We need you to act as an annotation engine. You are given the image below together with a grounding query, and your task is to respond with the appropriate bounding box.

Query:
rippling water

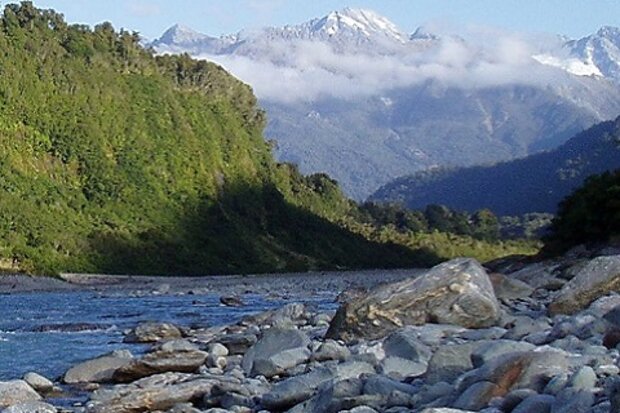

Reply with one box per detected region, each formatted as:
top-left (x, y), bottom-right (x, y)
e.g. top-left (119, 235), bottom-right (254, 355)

top-left (0, 290), bottom-right (337, 380)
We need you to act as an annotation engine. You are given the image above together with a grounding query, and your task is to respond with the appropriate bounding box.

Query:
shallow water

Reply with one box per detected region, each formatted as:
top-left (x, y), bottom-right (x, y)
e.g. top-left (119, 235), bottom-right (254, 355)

top-left (0, 289), bottom-right (337, 380)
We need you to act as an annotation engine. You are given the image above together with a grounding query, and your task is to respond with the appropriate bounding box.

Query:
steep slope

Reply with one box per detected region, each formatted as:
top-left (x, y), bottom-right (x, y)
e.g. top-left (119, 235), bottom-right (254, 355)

top-left (0, 3), bottom-right (423, 275)
top-left (370, 117), bottom-right (620, 215)
top-left (151, 12), bottom-right (620, 199)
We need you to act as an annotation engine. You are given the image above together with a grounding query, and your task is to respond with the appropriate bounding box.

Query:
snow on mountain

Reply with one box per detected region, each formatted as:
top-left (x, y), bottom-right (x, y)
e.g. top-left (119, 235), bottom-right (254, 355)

top-left (534, 26), bottom-right (620, 81)
top-left (150, 24), bottom-right (236, 54)
top-left (151, 8), bottom-right (412, 57)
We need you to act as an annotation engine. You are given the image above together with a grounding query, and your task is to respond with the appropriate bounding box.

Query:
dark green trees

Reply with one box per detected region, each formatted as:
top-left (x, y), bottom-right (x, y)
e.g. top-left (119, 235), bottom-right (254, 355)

top-left (546, 170), bottom-right (620, 251)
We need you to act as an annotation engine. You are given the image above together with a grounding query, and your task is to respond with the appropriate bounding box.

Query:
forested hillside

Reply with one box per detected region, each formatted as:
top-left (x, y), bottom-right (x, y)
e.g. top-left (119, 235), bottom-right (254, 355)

top-left (371, 117), bottom-right (620, 215)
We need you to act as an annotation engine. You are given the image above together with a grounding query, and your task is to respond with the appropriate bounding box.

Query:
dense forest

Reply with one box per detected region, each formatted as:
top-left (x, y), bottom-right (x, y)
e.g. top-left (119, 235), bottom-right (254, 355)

top-left (371, 117), bottom-right (620, 215)
top-left (0, 3), bottom-right (536, 275)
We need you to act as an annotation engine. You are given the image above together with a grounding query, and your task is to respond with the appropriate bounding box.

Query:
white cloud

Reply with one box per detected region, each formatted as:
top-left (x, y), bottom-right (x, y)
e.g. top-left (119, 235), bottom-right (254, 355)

top-left (196, 29), bottom-right (571, 103)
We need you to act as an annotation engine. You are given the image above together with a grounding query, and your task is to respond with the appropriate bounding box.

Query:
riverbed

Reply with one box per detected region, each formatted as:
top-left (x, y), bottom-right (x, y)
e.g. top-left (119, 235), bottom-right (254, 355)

top-left (0, 269), bottom-right (421, 380)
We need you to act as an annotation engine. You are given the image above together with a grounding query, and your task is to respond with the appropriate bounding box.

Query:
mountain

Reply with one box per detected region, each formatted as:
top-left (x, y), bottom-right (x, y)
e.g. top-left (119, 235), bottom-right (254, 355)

top-left (370, 117), bottom-right (620, 216)
top-left (535, 26), bottom-right (620, 80)
top-left (0, 2), bottom-right (432, 275)
top-left (150, 11), bottom-right (620, 200)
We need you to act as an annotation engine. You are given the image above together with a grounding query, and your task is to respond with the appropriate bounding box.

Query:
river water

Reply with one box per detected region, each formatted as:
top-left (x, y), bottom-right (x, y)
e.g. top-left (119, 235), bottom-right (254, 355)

top-left (0, 289), bottom-right (337, 381)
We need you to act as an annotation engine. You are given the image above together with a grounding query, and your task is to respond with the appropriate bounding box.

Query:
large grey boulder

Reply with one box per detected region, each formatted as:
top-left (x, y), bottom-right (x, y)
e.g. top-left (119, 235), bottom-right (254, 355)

top-left (112, 348), bottom-right (208, 383)
top-left (64, 350), bottom-right (134, 384)
top-left (242, 328), bottom-right (310, 378)
top-left (326, 259), bottom-right (501, 342)
top-left (549, 256), bottom-right (620, 315)
top-left (87, 372), bottom-right (234, 413)
top-left (0, 381), bottom-right (41, 409)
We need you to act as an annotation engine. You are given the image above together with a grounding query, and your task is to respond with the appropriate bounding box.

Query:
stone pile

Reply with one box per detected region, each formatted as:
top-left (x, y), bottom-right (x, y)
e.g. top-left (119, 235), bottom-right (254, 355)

top-left (2, 253), bottom-right (620, 413)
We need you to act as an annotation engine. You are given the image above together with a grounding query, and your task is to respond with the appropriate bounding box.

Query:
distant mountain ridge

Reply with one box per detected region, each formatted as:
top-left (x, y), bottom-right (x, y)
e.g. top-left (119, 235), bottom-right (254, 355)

top-left (370, 117), bottom-right (620, 215)
top-left (149, 10), bottom-right (620, 200)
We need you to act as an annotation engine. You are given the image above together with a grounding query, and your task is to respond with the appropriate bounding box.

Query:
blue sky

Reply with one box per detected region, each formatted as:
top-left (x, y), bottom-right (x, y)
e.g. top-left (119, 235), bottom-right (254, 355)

top-left (32, 0), bottom-right (620, 40)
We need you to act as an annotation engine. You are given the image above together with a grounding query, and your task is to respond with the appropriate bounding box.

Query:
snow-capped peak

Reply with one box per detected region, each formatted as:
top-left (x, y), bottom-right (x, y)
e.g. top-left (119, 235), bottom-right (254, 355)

top-left (309, 8), bottom-right (407, 43)
top-left (156, 24), bottom-right (213, 45)
top-left (596, 26), bottom-right (620, 41)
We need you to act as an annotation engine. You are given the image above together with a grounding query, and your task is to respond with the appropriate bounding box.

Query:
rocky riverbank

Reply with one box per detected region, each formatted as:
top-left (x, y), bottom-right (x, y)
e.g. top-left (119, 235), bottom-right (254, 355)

top-left (3, 247), bottom-right (620, 413)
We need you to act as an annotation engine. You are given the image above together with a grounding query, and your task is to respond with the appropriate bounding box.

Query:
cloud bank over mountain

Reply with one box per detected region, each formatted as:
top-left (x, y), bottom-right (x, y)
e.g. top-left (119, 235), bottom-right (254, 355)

top-left (194, 32), bottom-right (567, 103)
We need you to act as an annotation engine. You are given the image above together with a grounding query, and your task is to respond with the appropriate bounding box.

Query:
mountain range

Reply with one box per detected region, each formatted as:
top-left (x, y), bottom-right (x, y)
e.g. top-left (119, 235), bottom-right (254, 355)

top-left (370, 116), bottom-right (620, 215)
top-left (150, 9), bottom-right (620, 200)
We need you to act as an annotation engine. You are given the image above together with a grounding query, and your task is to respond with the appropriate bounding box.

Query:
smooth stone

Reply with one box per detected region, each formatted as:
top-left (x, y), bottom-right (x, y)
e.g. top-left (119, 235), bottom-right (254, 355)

top-left (363, 375), bottom-right (417, 397)
top-left (124, 322), bottom-right (182, 343)
top-left (379, 357), bottom-right (427, 380)
top-left (570, 366), bottom-right (597, 391)
top-left (112, 349), bottom-right (208, 382)
top-left (158, 339), bottom-right (199, 352)
top-left (544, 374), bottom-right (569, 395)
top-left (499, 388), bottom-right (538, 412)
top-left (63, 350), bottom-right (133, 384)
top-left (2, 401), bottom-right (57, 413)
top-left (420, 410), bottom-right (476, 413)
top-left (549, 256), bottom-right (620, 316)
top-left (550, 388), bottom-right (594, 413)
top-left (206, 355), bottom-right (227, 370)
top-left (87, 372), bottom-right (233, 413)
top-left (207, 343), bottom-right (229, 357)
top-left (326, 258), bottom-right (501, 342)
top-left (426, 342), bottom-right (483, 384)
top-left (488, 273), bottom-right (534, 300)
top-left (312, 339), bottom-right (351, 362)
top-left (458, 327), bottom-right (507, 341)
top-left (0, 381), bottom-right (41, 408)
top-left (470, 340), bottom-right (535, 368)
top-left (219, 333), bottom-right (258, 355)
top-left (261, 360), bottom-right (375, 411)
top-left (502, 316), bottom-right (551, 340)
top-left (512, 394), bottom-right (555, 413)
top-left (316, 377), bottom-right (365, 406)
top-left (22, 373), bottom-right (53, 394)
top-left (414, 382), bottom-right (455, 406)
top-left (242, 328), bottom-right (310, 378)
top-left (383, 327), bottom-right (432, 363)
top-left (452, 381), bottom-right (500, 411)
top-left (261, 367), bottom-right (333, 410)
top-left (457, 350), bottom-right (569, 395)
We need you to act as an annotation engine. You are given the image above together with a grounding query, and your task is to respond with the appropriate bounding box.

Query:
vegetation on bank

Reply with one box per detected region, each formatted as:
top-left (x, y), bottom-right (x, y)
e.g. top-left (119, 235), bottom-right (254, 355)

top-left (544, 169), bottom-right (620, 253)
top-left (0, 3), bottom-right (537, 275)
